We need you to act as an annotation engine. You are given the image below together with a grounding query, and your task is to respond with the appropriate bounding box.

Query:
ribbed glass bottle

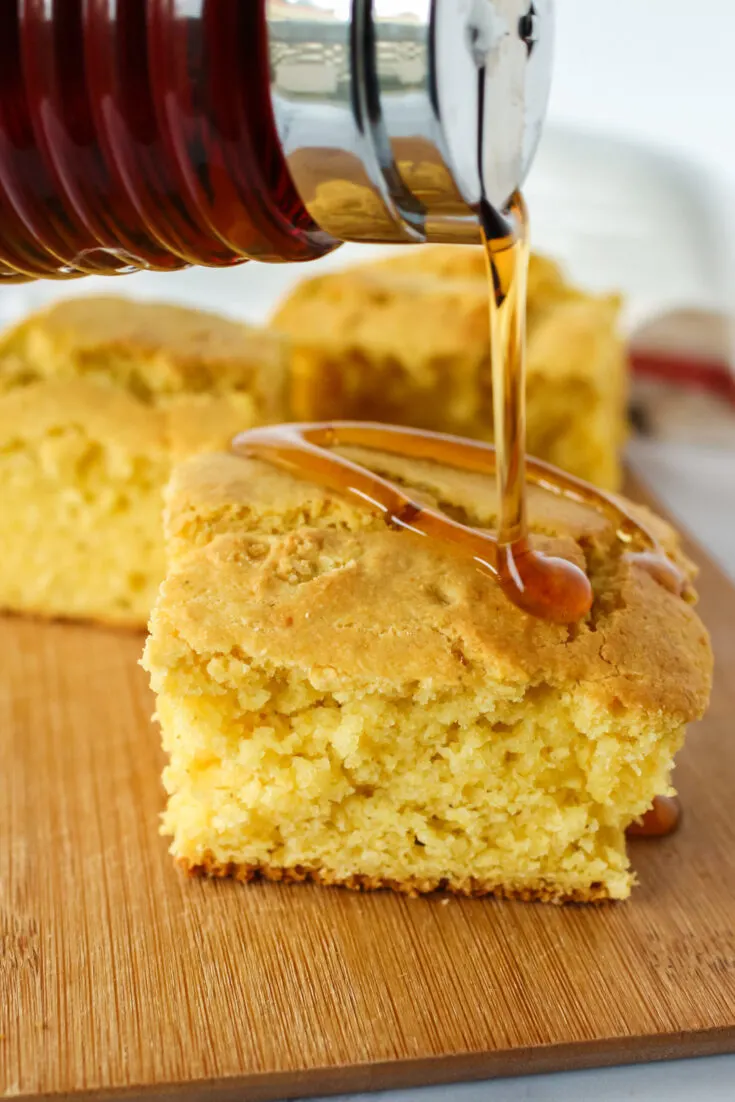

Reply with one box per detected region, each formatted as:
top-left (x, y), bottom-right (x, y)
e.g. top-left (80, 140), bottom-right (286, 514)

top-left (0, 0), bottom-right (338, 283)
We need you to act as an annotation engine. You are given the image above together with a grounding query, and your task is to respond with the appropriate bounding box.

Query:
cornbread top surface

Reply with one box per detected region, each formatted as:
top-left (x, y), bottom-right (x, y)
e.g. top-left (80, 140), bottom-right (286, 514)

top-left (0, 295), bottom-right (284, 393)
top-left (155, 447), bottom-right (712, 722)
top-left (271, 247), bottom-right (621, 384)
top-left (0, 296), bottom-right (286, 456)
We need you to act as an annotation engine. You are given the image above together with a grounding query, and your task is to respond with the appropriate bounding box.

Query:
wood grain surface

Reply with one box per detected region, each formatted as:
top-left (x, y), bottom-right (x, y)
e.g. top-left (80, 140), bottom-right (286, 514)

top-left (1, 475), bottom-right (734, 1101)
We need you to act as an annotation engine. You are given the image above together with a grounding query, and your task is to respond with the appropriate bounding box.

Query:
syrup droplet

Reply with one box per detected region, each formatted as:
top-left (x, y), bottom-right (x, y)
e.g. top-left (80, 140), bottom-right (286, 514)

top-left (498, 542), bottom-right (593, 624)
top-left (627, 795), bottom-right (681, 838)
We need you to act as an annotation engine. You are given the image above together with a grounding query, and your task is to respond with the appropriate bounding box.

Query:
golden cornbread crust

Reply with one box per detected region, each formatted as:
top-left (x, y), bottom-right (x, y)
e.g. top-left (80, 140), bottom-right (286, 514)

top-left (145, 447), bottom-right (712, 902)
top-left (271, 248), bottom-right (627, 488)
top-left (0, 296), bottom-right (286, 626)
top-left (3, 295), bottom-right (285, 401)
top-left (0, 295), bottom-right (287, 456)
top-left (179, 856), bottom-right (612, 904)
top-left (159, 450), bottom-right (711, 718)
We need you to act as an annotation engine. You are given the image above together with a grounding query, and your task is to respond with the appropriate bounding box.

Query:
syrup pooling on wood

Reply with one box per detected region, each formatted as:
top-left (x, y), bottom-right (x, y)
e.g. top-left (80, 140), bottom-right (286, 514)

top-left (231, 423), bottom-right (686, 623)
top-left (627, 795), bottom-right (681, 838)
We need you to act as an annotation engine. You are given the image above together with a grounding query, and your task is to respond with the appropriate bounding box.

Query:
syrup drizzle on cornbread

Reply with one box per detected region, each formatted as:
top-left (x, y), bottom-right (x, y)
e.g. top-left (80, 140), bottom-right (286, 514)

top-left (231, 420), bottom-right (686, 625)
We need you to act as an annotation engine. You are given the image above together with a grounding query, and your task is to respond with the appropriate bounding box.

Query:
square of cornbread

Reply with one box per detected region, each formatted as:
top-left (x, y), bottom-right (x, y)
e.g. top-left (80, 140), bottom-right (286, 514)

top-left (271, 248), bottom-right (626, 488)
top-left (0, 297), bottom-right (286, 627)
top-left (143, 445), bottom-right (712, 902)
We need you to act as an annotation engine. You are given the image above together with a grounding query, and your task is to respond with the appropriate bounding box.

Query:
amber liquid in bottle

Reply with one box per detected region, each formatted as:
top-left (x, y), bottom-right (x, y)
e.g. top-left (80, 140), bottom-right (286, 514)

top-left (0, 0), bottom-right (335, 282)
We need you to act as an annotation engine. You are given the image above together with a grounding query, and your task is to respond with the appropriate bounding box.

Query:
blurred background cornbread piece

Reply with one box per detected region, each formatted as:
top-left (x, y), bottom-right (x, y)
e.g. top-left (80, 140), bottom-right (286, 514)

top-left (143, 447), bottom-right (711, 903)
top-left (0, 297), bottom-right (286, 627)
top-left (271, 248), bottom-right (626, 489)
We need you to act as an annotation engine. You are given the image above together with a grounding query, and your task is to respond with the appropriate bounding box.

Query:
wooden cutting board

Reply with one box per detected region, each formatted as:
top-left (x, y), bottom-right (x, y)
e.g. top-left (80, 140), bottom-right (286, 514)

top-left (2, 474), bottom-right (735, 1102)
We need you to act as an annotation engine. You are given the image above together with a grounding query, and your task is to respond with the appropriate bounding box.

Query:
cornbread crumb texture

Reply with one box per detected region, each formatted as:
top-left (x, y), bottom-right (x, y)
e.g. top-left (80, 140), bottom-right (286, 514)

top-left (271, 247), bottom-right (627, 489)
top-left (144, 449), bottom-right (712, 902)
top-left (0, 297), bottom-right (286, 626)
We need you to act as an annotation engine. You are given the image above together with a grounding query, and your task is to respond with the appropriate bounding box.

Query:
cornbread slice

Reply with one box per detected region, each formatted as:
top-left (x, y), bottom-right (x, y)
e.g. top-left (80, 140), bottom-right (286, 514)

top-left (0, 297), bottom-right (285, 627)
top-left (271, 248), bottom-right (626, 488)
top-left (143, 445), bottom-right (712, 902)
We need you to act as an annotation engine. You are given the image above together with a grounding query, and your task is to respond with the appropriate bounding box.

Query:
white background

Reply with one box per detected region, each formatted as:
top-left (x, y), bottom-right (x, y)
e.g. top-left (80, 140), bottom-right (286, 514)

top-left (550, 0), bottom-right (735, 188)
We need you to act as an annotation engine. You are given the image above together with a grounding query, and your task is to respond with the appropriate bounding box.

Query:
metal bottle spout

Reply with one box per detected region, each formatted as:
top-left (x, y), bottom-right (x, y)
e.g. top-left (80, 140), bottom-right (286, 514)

top-left (266, 0), bottom-right (554, 245)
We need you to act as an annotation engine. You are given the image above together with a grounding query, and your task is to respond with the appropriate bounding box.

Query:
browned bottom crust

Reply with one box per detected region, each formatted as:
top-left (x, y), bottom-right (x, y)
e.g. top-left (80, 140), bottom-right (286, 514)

top-left (177, 855), bottom-right (613, 905)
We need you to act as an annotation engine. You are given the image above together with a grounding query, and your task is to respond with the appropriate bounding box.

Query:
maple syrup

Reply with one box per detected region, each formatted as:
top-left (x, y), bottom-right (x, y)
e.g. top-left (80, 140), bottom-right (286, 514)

top-left (232, 417), bottom-right (686, 624)
top-left (627, 795), bottom-right (681, 838)
top-left (479, 191), bottom-right (595, 621)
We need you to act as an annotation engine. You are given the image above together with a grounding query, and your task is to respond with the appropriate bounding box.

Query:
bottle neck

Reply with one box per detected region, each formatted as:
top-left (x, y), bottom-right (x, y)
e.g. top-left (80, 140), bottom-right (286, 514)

top-left (267, 0), bottom-right (554, 247)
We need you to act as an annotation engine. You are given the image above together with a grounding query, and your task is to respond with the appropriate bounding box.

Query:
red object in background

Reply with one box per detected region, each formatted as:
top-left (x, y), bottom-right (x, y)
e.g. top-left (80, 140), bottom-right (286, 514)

top-left (630, 350), bottom-right (735, 405)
